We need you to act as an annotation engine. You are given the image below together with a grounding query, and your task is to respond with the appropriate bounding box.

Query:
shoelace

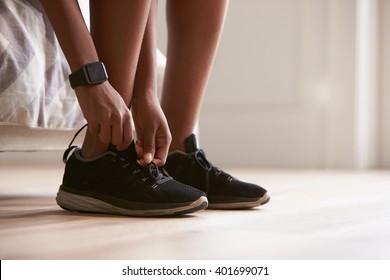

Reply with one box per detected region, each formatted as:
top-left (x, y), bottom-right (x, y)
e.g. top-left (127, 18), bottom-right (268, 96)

top-left (192, 150), bottom-right (212, 192)
top-left (63, 123), bottom-right (88, 164)
top-left (110, 153), bottom-right (171, 187)
top-left (192, 150), bottom-right (233, 191)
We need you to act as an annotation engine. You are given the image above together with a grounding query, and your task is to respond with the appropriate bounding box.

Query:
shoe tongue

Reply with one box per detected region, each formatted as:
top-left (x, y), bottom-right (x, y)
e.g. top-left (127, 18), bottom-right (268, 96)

top-left (108, 141), bottom-right (137, 160)
top-left (185, 134), bottom-right (199, 153)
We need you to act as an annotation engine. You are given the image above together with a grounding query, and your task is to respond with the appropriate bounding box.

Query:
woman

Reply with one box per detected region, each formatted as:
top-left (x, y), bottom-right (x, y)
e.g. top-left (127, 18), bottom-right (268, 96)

top-left (40, 0), bottom-right (269, 217)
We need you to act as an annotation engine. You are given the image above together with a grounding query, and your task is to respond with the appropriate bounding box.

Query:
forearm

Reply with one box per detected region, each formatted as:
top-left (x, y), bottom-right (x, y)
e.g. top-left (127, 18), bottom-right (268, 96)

top-left (133, 0), bottom-right (158, 102)
top-left (40, 0), bottom-right (99, 71)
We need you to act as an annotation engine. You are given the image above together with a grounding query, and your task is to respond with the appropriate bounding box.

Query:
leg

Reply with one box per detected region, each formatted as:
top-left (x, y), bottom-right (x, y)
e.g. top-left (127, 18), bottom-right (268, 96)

top-left (42, 0), bottom-right (208, 217)
top-left (162, 0), bottom-right (270, 209)
top-left (161, 0), bottom-right (229, 152)
top-left (81, 0), bottom-right (152, 157)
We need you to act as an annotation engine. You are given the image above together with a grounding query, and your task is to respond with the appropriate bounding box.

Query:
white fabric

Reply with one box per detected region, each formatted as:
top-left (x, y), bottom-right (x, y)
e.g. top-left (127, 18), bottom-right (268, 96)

top-left (0, 0), bottom-right (84, 130)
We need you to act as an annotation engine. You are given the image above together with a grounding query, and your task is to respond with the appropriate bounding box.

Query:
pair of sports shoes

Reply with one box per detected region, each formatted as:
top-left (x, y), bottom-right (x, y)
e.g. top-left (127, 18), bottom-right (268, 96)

top-left (56, 128), bottom-right (270, 217)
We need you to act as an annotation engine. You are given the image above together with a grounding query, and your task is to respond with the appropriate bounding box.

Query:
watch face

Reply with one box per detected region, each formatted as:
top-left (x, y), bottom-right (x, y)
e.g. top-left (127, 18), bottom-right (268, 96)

top-left (85, 62), bottom-right (108, 84)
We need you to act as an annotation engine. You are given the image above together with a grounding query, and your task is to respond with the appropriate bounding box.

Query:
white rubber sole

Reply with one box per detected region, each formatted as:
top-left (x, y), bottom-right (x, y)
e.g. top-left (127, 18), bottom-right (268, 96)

top-left (208, 192), bottom-right (270, 210)
top-left (56, 189), bottom-right (208, 217)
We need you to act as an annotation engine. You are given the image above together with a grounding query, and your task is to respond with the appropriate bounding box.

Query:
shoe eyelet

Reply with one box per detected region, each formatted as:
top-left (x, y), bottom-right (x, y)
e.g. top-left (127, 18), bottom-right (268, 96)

top-left (194, 150), bottom-right (212, 171)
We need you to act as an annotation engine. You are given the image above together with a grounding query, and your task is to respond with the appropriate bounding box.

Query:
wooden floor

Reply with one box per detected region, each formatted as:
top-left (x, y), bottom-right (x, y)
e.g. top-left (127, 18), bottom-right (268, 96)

top-left (1, 151), bottom-right (390, 260)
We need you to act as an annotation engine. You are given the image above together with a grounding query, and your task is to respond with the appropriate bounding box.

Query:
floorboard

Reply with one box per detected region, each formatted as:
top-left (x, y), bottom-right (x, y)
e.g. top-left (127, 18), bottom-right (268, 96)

top-left (1, 152), bottom-right (389, 259)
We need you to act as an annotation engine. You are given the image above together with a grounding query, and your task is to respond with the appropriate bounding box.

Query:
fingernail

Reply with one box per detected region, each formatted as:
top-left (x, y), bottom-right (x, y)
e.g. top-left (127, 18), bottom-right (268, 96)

top-left (144, 153), bottom-right (153, 164)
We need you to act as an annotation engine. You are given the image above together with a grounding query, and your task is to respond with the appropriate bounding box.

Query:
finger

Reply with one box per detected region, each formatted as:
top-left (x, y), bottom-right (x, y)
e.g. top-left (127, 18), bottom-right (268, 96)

top-left (142, 136), bottom-right (156, 165)
top-left (144, 152), bottom-right (153, 165)
top-left (153, 128), bottom-right (172, 166)
top-left (136, 134), bottom-right (155, 165)
top-left (153, 137), bottom-right (171, 166)
top-left (119, 116), bottom-right (133, 150)
top-left (98, 123), bottom-right (111, 144)
top-left (135, 139), bottom-right (147, 166)
top-left (111, 121), bottom-right (123, 147)
top-left (153, 147), bottom-right (169, 166)
top-left (151, 158), bottom-right (164, 167)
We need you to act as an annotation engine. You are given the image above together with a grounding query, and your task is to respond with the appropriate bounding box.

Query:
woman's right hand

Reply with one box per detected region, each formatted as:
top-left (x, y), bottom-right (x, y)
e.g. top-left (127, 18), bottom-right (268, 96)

top-left (75, 81), bottom-right (133, 150)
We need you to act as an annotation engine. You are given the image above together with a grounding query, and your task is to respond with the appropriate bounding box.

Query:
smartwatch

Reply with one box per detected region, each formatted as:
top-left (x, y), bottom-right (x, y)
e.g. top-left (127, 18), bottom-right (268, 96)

top-left (68, 61), bottom-right (108, 89)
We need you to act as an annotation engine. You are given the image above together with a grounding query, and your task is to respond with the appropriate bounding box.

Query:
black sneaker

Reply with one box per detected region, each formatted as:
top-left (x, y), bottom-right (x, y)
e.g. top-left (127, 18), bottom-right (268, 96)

top-left (56, 127), bottom-right (208, 216)
top-left (164, 134), bottom-right (270, 209)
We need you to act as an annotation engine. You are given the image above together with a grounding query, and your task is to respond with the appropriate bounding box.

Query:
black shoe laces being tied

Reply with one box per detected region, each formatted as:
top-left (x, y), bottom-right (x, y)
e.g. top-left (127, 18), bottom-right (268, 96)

top-left (63, 124), bottom-right (172, 187)
top-left (63, 123), bottom-right (88, 164)
top-left (110, 153), bottom-right (171, 187)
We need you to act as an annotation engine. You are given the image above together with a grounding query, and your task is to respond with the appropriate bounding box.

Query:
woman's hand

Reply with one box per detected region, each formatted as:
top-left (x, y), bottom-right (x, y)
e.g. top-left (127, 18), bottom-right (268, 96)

top-left (75, 81), bottom-right (133, 150)
top-left (132, 95), bottom-right (171, 166)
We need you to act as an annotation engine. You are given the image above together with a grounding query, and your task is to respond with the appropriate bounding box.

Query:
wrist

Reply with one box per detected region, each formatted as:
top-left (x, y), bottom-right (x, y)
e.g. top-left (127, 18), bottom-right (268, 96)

top-left (133, 86), bottom-right (158, 103)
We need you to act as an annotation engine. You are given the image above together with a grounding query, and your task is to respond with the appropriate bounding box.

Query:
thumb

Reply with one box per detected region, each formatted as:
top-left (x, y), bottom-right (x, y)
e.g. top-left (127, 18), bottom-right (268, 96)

top-left (144, 152), bottom-right (153, 165)
top-left (142, 134), bottom-right (156, 165)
